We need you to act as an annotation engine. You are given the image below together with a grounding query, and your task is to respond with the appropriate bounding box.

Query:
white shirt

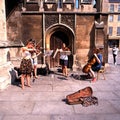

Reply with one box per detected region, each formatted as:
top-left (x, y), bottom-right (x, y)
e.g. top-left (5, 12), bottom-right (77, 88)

top-left (59, 49), bottom-right (68, 60)
top-left (22, 51), bottom-right (31, 59)
top-left (112, 47), bottom-right (119, 55)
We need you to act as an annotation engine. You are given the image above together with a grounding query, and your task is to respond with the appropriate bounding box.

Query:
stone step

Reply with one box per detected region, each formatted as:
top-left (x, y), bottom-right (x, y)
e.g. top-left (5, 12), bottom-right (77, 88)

top-left (0, 76), bottom-right (11, 90)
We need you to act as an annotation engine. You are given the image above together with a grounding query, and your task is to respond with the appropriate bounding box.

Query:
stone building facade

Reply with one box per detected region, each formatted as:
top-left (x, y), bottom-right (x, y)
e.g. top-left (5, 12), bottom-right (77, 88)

top-left (102, 0), bottom-right (120, 47)
top-left (6, 0), bottom-right (108, 68)
top-left (0, 0), bottom-right (13, 89)
top-left (0, 0), bottom-right (109, 89)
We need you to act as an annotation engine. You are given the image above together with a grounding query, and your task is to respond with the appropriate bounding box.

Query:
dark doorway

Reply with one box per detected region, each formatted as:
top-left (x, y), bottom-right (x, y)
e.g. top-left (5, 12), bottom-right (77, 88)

top-left (108, 40), bottom-right (119, 48)
top-left (5, 0), bottom-right (18, 18)
top-left (50, 30), bottom-right (73, 68)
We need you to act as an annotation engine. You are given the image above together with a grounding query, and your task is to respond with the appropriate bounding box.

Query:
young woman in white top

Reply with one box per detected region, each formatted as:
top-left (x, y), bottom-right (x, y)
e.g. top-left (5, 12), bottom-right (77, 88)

top-left (20, 40), bottom-right (36, 89)
top-left (59, 43), bottom-right (70, 77)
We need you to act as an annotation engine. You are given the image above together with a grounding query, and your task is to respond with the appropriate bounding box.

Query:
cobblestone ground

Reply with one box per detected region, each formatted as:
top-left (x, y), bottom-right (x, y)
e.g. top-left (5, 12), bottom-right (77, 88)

top-left (0, 49), bottom-right (120, 120)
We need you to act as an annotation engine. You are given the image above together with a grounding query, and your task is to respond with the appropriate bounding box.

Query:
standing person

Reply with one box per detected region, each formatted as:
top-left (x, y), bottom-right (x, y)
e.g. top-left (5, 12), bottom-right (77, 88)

top-left (20, 40), bottom-right (36, 89)
top-left (30, 39), bottom-right (39, 79)
top-left (59, 43), bottom-right (70, 77)
top-left (82, 48), bottom-right (103, 82)
top-left (112, 45), bottom-right (119, 65)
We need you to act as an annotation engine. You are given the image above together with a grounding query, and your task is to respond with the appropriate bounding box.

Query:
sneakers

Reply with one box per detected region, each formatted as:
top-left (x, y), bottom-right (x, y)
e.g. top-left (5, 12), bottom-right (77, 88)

top-left (91, 77), bottom-right (97, 83)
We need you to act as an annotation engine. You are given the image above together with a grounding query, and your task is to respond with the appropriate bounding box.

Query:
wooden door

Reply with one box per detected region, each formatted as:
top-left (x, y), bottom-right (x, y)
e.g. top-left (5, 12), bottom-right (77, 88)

top-left (50, 36), bottom-right (63, 68)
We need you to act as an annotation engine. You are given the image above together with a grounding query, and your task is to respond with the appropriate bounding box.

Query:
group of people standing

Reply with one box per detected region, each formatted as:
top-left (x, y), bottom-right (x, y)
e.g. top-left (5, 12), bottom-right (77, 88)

top-left (19, 39), bottom-right (119, 89)
top-left (19, 40), bottom-right (103, 89)
top-left (19, 40), bottom-right (70, 89)
top-left (57, 43), bottom-right (103, 82)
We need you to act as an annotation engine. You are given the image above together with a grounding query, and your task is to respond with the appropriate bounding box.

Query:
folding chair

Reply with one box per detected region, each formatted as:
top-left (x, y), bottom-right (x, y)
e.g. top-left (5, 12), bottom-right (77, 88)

top-left (97, 63), bottom-right (106, 80)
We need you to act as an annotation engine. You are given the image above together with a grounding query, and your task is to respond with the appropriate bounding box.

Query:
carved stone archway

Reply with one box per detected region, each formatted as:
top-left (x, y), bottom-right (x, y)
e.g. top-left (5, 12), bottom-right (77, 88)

top-left (45, 24), bottom-right (75, 68)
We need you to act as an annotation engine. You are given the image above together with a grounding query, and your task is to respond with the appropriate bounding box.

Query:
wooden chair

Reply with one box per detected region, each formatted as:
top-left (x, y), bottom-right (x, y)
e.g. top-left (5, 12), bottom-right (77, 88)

top-left (97, 63), bottom-right (106, 80)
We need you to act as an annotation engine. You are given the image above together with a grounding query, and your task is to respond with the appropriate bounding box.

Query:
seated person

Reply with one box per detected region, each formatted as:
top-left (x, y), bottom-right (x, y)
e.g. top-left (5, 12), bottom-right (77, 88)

top-left (82, 48), bottom-right (103, 82)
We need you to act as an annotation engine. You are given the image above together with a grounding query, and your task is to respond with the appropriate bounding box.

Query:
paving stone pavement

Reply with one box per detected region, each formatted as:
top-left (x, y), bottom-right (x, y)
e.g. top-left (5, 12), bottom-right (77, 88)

top-left (0, 50), bottom-right (120, 120)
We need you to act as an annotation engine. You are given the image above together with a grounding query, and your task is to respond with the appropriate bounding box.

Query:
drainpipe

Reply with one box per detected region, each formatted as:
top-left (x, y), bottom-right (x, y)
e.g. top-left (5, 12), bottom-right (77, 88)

top-left (72, 13), bottom-right (77, 71)
top-left (43, 13), bottom-right (45, 64)
top-left (119, 39), bottom-right (120, 49)
top-left (59, 13), bottom-right (61, 24)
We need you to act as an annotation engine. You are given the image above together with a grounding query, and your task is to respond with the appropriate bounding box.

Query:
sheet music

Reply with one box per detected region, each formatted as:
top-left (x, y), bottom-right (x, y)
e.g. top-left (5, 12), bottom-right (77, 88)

top-left (60, 51), bottom-right (71, 56)
top-left (53, 48), bottom-right (58, 58)
top-left (44, 50), bottom-right (53, 57)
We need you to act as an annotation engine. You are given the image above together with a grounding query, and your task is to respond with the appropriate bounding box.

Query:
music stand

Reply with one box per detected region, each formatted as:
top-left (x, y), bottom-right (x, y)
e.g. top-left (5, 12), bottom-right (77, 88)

top-left (44, 50), bottom-right (53, 57)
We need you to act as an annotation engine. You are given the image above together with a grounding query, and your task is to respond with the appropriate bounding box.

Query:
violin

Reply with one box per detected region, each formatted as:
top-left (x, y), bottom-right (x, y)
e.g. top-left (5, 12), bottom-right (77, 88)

top-left (63, 47), bottom-right (70, 51)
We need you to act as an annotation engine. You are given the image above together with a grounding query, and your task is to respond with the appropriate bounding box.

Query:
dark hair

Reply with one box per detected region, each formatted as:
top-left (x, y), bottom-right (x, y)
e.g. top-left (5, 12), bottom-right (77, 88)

top-left (93, 48), bottom-right (100, 54)
top-left (26, 39), bottom-right (35, 45)
top-left (31, 39), bottom-right (35, 44)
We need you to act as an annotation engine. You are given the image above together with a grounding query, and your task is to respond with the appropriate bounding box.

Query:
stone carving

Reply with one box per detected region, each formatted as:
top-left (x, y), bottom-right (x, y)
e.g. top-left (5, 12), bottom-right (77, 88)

top-left (44, 3), bottom-right (57, 11)
top-left (95, 21), bottom-right (104, 28)
top-left (61, 14), bottom-right (75, 30)
top-left (45, 14), bottom-right (59, 29)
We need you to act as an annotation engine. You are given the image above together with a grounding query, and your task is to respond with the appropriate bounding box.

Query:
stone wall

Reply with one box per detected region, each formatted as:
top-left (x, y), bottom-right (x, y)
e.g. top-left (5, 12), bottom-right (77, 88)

top-left (0, 0), bottom-right (7, 40)
top-left (76, 14), bottom-right (95, 64)
top-left (7, 8), bottom-right (22, 42)
top-left (6, 1), bottom-right (108, 67)
top-left (0, 0), bottom-right (13, 90)
top-left (22, 14), bottom-right (43, 45)
top-left (21, 14), bottom-right (43, 64)
top-left (0, 0), bottom-right (8, 64)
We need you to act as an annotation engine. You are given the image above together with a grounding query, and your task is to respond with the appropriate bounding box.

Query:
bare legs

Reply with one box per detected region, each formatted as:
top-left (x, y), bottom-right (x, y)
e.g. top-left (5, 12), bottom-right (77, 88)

top-left (21, 74), bottom-right (25, 89)
top-left (89, 69), bottom-right (96, 82)
top-left (21, 74), bottom-right (31, 89)
top-left (26, 75), bottom-right (31, 87)
top-left (33, 65), bottom-right (38, 78)
top-left (62, 65), bottom-right (68, 77)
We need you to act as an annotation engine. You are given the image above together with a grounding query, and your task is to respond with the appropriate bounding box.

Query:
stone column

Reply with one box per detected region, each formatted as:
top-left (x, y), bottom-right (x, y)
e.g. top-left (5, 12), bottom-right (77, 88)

top-left (38, 0), bottom-right (44, 11)
top-left (0, 0), bottom-right (7, 41)
top-left (72, 54), bottom-right (78, 71)
top-left (119, 39), bottom-right (120, 49)
top-left (0, 0), bottom-right (13, 90)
